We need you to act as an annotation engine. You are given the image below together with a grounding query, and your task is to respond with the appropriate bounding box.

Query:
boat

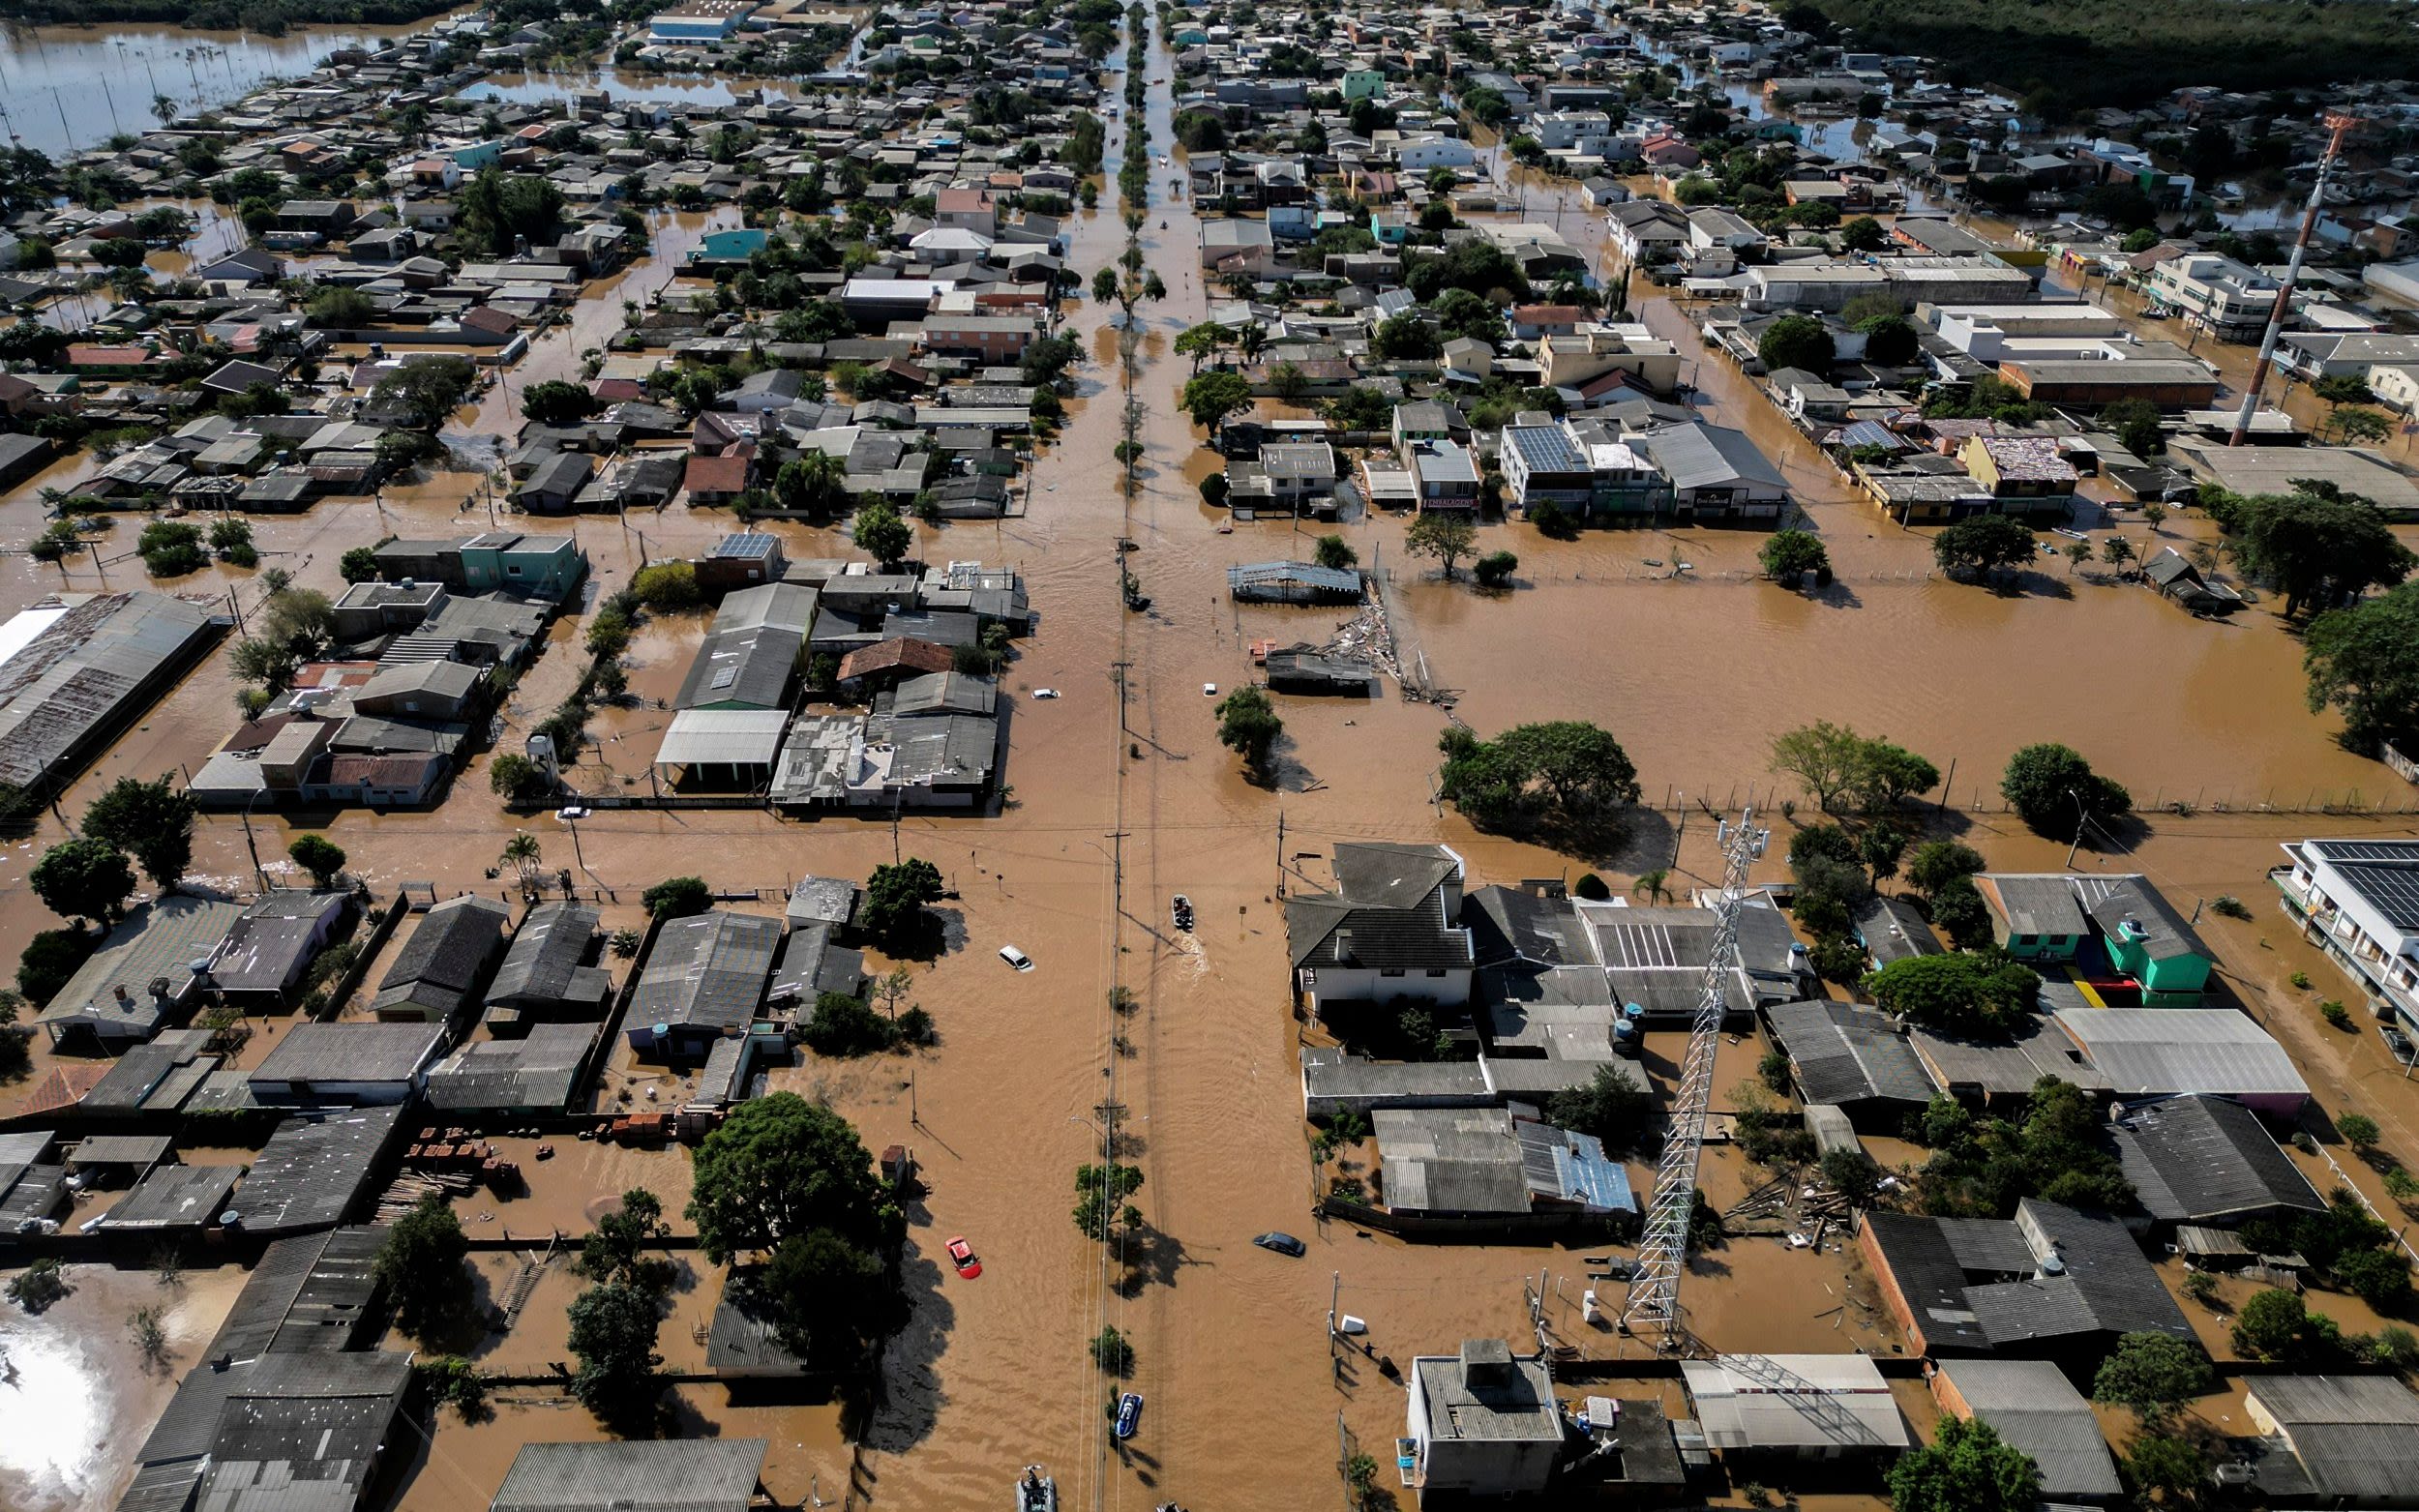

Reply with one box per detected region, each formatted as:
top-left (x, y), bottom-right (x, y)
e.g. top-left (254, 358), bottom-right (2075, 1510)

top-left (1115, 1391), bottom-right (1144, 1439)
top-left (1172, 894), bottom-right (1194, 932)
top-left (1017, 1465), bottom-right (1057, 1511)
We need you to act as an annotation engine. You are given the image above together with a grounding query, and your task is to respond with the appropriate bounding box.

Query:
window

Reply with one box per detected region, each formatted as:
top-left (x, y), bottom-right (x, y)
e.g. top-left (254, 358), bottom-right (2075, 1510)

top-left (2014, 933), bottom-right (2036, 946)
top-left (1424, 968), bottom-right (1448, 978)
top-left (1380, 967), bottom-right (1405, 977)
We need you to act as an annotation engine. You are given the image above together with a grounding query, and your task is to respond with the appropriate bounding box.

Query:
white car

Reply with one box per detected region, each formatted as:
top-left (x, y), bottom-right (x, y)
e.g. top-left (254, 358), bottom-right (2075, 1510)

top-left (1032, 688), bottom-right (1060, 699)
top-left (1203, 683), bottom-right (1217, 696)
top-left (1000, 945), bottom-right (1033, 971)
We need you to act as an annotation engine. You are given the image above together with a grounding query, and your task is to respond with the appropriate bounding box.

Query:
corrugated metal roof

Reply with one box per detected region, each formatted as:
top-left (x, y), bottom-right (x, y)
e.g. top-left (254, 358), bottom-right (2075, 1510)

top-left (655, 708), bottom-right (791, 767)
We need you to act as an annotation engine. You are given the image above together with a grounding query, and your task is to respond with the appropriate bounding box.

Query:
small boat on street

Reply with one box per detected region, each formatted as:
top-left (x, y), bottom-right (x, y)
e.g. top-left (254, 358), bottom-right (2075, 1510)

top-left (1115, 1391), bottom-right (1144, 1439)
top-left (1017, 1465), bottom-right (1057, 1511)
top-left (1172, 894), bottom-right (1194, 932)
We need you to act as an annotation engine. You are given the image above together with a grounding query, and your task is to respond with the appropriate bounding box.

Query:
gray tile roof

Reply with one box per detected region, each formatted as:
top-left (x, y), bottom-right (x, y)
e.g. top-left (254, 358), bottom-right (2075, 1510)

top-left (425, 1023), bottom-right (593, 1112)
top-left (370, 893), bottom-right (509, 1021)
top-left (231, 1109), bottom-right (405, 1235)
top-left (1766, 998), bottom-right (1937, 1107)
top-left (488, 901), bottom-right (605, 1009)
top-left (1936, 1359), bottom-right (2122, 1500)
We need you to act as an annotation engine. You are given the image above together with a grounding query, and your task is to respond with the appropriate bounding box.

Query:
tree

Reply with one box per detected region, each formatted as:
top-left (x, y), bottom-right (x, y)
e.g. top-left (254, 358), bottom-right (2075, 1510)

top-left (1760, 529), bottom-right (1830, 583)
top-left (1313, 534), bottom-right (1358, 572)
top-left (1500, 722), bottom-right (1642, 816)
top-left (1173, 321), bottom-right (1230, 373)
top-left (2305, 581), bottom-right (2419, 749)
top-left (2000, 743), bottom-right (2131, 835)
top-left (2232, 1287), bottom-right (2343, 1362)
top-left (1757, 313), bottom-right (1836, 374)
top-left (642, 875), bottom-right (712, 919)
top-left (370, 355), bottom-right (477, 430)
top-left (1770, 721), bottom-right (1867, 813)
top-left (566, 1281), bottom-right (664, 1421)
top-left (340, 545), bottom-right (380, 583)
top-left (2338, 406), bottom-right (2394, 445)
top-left (1544, 1063), bottom-right (1654, 1153)
top-left (2341, 1112), bottom-right (2382, 1151)
top-left (83, 776), bottom-right (195, 890)
top-left (688, 1093), bottom-right (898, 1262)
top-left (1887, 1416), bottom-right (2041, 1512)
top-left (1907, 840), bottom-right (1987, 897)
top-left (764, 1225), bottom-right (894, 1365)
top-left (1073, 1161), bottom-right (1145, 1238)
top-left (1867, 951), bottom-right (2041, 1037)
top-left (1474, 550), bottom-right (1518, 587)
top-left (285, 834), bottom-right (345, 888)
top-left (579, 1188), bottom-right (672, 1295)
top-left (1371, 310), bottom-right (1443, 363)
top-left (491, 753), bottom-right (553, 803)
top-left (137, 520), bottom-right (206, 577)
top-left (2105, 398), bottom-right (2165, 458)
top-left (1405, 512), bottom-right (1478, 578)
top-left (520, 379), bottom-right (597, 426)
top-left (1215, 686), bottom-right (1283, 779)
top-left (2338, 1245), bottom-right (2412, 1309)
top-left (2229, 485), bottom-right (2416, 619)
top-left (307, 285), bottom-right (376, 329)
top-left (1180, 371), bottom-right (1255, 437)
top-left (1934, 514), bottom-right (2038, 580)
top-left (30, 839), bottom-right (134, 924)
top-left (2081, 181), bottom-right (2160, 232)
top-left (1838, 215), bottom-right (1887, 252)
top-left (2092, 1332), bottom-right (2214, 1424)
top-left (1326, 386), bottom-right (1393, 431)
top-left (2101, 536), bottom-right (2135, 570)
top-left (18, 928), bottom-right (93, 1006)
top-left (2125, 1434), bottom-right (2210, 1508)
top-left (1854, 741), bottom-right (1940, 811)
top-left (1858, 312), bottom-right (1920, 366)
top-left (774, 451), bottom-right (850, 519)
top-left (373, 1194), bottom-right (470, 1341)
top-left (853, 501), bottom-right (912, 569)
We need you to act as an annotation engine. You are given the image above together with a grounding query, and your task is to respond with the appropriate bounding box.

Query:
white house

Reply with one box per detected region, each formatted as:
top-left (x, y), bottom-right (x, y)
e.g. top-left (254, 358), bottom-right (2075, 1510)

top-left (1285, 843), bottom-right (1474, 1011)
top-left (2277, 839), bottom-right (2419, 1028)
top-left (1398, 134), bottom-right (1478, 172)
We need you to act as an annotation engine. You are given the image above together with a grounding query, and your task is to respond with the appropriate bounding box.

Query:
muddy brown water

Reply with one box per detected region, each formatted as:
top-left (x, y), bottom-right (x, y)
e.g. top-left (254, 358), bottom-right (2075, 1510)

top-left (8, 30), bottom-right (2419, 1512)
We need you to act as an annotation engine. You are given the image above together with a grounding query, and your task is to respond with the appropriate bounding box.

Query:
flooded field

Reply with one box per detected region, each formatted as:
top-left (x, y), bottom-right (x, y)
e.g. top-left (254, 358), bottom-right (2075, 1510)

top-left (8, 13), bottom-right (2419, 1512)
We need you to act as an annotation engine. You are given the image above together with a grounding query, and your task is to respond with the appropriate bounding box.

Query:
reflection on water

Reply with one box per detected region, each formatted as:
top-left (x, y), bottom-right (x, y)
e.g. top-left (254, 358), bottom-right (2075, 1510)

top-left (463, 66), bottom-right (805, 107)
top-left (0, 16), bottom-right (465, 157)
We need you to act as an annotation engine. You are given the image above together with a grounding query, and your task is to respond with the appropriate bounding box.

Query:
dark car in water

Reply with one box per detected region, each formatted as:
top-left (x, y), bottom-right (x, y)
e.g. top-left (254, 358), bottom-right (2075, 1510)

top-left (1253, 1231), bottom-right (1306, 1257)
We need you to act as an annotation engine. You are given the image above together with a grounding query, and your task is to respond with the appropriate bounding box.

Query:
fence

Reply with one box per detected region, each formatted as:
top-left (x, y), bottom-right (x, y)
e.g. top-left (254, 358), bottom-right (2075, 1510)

top-left (1644, 779), bottom-right (2419, 822)
top-left (309, 892), bottom-right (409, 1022)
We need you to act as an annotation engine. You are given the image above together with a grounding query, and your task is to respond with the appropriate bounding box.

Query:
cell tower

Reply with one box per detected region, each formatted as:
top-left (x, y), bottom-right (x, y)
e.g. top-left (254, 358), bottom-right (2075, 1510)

top-left (1621, 808), bottom-right (1769, 1346)
top-left (2230, 111), bottom-right (2359, 446)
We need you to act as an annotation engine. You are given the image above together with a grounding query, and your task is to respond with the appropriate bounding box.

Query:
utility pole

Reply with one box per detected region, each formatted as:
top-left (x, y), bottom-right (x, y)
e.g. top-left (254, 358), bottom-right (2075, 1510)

top-left (1622, 808), bottom-right (1767, 1347)
top-left (2231, 111), bottom-right (2357, 446)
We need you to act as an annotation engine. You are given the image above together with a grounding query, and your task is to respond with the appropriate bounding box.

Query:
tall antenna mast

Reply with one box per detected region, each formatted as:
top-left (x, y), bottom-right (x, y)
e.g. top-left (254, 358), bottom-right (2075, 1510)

top-left (2230, 110), bottom-right (2358, 446)
top-left (1621, 808), bottom-right (1767, 1347)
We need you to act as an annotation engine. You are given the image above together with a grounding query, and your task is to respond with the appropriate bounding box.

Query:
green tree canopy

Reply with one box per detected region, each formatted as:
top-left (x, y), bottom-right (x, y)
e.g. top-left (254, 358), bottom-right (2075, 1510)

top-left (285, 834), bottom-right (346, 888)
top-left (1543, 1063), bottom-right (1654, 1154)
top-left (861, 858), bottom-right (944, 949)
top-left (1180, 371), bottom-right (1255, 435)
top-left (1215, 686), bottom-right (1284, 779)
top-left (687, 1092), bottom-right (899, 1263)
top-left (82, 776), bottom-right (194, 890)
top-left (373, 1194), bottom-right (470, 1341)
top-left (1405, 512), bottom-right (1478, 578)
top-left (2222, 483), bottom-right (2416, 619)
top-left (1886, 1416), bottom-right (2040, 1512)
top-left (1757, 313), bottom-right (1836, 373)
top-left (1760, 528), bottom-right (1831, 582)
top-left (566, 1280), bottom-right (664, 1421)
top-left (1867, 951), bottom-right (2042, 1037)
top-left (2091, 1331), bottom-right (2214, 1422)
top-left (852, 500), bottom-right (913, 569)
top-left (1934, 514), bottom-right (2038, 580)
top-left (1999, 742), bottom-right (2131, 835)
top-left (30, 838), bottom-right (134, 924)
top-left (2306, 580), bottom-right (2419, 750)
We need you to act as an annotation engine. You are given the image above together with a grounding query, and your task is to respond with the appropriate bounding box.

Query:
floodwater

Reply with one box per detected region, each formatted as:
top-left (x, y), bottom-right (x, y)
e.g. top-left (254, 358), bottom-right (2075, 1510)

top-left (0, 1261), bottom-right (246, 1512)
top-left (0, 12), bottom-right (474, 158)
top-left (8, 10), bottom-right (2419, 1511)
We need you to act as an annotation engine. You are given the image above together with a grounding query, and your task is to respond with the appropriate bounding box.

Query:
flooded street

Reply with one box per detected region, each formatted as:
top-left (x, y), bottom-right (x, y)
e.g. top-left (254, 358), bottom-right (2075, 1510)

top-left (8, 14), bottom-right (2419, 1512)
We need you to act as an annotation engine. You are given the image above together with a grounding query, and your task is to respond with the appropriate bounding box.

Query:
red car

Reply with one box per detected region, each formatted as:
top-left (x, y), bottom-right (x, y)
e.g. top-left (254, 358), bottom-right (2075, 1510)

top-left (947, 1235), bottom-right (982, 1278)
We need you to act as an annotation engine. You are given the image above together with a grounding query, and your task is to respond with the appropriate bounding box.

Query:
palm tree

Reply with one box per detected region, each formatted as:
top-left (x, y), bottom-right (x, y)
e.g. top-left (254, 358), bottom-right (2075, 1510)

top-left (152, 94), bottom-right (178, 129)
top-left (1237, 323), bottom-right (1268, 364)
top-left (1633, 868), bottom-right (1672, 904)
top-left (500, 832), bottom-right (542, 888)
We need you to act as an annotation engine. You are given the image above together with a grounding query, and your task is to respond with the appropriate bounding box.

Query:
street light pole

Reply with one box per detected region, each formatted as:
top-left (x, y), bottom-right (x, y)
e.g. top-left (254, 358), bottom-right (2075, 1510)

top-left (2065, 789), bottom-right (2086, 869)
